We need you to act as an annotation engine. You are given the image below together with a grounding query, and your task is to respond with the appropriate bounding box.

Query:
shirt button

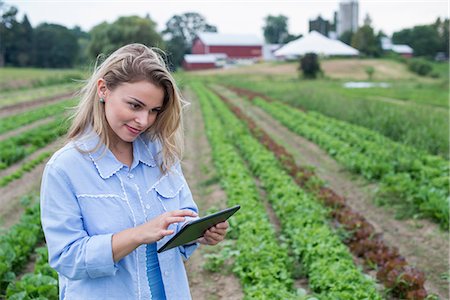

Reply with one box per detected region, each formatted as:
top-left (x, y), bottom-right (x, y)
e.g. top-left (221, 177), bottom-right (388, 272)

top-left (164, 271), bottom-right (169, 276)
top-left (127, 173), bottom-right (134, 179)
top-left (145, 204), bottom-right (151, 210)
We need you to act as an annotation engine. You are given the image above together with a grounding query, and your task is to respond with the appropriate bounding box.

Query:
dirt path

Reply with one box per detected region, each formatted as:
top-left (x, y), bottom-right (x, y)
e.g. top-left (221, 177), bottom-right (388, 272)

top-left (0, 92), bottom-right (74, 118)
top-left (0, 138), bottom-right (65, 229)
top-left (213, 84), bottom-right (449, 299)
top-left (0, 116), bottom-right (56, 142)
top-left (182, 88), bottom-right (244, 300)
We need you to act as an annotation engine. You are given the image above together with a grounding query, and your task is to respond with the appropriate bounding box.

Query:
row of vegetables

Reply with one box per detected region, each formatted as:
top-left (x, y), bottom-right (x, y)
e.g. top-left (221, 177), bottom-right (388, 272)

top-left (229, 90), bottom-right (448, 229)
top-left (211, 84), bottom-right (431, 299)
top-left (192, 81), bottom-right (383, 299)
top-left (0, 98), bottom-right (75, 134)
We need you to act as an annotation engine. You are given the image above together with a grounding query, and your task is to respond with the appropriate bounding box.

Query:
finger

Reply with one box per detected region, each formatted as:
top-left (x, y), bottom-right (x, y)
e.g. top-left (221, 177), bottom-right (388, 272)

top-left (214, 221), bottom-right (229, 229)
top-left (204, 230), bottom-right (223, 242)
top-left (170, 210), bottom-right (198, 217)
top-left (165, 216), bottom-right (186, 226)
top-left (160, 229), bottom-right (174, 237)
top-left (208, 226), bottom-right (227, 234)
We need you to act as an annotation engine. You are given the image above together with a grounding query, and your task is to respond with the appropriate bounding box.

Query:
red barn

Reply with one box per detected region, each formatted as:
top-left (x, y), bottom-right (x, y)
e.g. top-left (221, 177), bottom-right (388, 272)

top-left (182, 54), bottom-right (218, 71)
top-left (192, 33), bottom-right (263, 60)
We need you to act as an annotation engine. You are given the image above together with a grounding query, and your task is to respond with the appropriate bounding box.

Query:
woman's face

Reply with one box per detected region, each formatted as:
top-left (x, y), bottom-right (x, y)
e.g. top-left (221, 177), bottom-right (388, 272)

top-left (99, 80), bottom-right (165, 144)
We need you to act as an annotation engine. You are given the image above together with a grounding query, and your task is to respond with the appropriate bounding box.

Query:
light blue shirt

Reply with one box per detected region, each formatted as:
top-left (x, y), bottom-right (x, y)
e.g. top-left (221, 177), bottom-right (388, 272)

top-left (40, 131), bottom-right (199, 300)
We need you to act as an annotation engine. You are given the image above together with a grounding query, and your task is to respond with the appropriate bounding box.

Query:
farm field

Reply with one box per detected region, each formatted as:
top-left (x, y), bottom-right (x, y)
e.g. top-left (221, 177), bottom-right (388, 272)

top-left (0, 60), bottom-right (448, 299)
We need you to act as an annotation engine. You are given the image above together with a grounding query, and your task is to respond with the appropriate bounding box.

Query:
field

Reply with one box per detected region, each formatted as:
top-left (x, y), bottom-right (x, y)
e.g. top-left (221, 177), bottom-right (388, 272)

top-left (0, 60), bottom-right (448, 300)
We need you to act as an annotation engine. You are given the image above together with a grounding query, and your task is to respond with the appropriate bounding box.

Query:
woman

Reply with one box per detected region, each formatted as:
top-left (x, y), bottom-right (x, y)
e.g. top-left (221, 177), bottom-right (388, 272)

top-left (40, 43), bottom-right (228, 300)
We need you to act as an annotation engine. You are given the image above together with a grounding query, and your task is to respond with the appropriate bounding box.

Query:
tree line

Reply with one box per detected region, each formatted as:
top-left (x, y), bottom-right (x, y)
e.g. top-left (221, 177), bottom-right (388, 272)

top-left (1, 1), bottom-right (448, 70)
top-left (263, 14), bottom-right (449, 59)
top-left (0, 2), bottom-right (217, 69)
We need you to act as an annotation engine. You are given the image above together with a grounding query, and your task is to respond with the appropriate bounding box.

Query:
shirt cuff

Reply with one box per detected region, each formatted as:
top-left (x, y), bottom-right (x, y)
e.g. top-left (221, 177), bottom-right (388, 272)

top-left (85, 233), bottom-right (118, 278)
top-left (179, 242), bottom-right (199, 260)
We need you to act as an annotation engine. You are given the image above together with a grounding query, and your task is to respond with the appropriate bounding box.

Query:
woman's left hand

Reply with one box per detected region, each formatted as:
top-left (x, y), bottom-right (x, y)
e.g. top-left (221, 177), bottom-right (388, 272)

top-left (198, 221), bottom-right (229, 245)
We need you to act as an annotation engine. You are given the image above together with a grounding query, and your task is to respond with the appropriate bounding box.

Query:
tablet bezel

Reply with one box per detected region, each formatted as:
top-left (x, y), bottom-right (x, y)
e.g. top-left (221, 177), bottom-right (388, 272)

top-left (157, 205), bottom-right (240, 253)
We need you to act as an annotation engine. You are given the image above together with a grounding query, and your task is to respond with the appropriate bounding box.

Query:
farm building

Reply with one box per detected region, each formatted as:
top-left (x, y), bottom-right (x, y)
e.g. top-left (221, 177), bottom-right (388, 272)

top-left (381, 37), bottom-right (413, 58)
top-left (191, 32), bottom-right (263, 60)
top-left (274, 31), bottom-right (359, 58)
top-left (182, 54), bottom-right (218, 71)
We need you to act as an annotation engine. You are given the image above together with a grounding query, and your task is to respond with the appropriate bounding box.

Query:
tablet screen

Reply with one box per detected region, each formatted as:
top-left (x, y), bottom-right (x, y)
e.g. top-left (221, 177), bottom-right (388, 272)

top-left (157, 205), bottom-right (240, 253)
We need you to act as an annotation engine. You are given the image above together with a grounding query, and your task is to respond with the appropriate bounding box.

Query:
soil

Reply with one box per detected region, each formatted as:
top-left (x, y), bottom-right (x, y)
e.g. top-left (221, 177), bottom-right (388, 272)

top-left (190, 59), bottom-right (427, 82)
top-left (0, 116), bottom-right (56, 142)
top-left (212, 84), bottom-right (449, 299)
top-left (0, 91), bottom-right (75, 118)
top-left (0, 138), bottom-right (65, 229)
top-left (182, 88), bottom-right (244, 300)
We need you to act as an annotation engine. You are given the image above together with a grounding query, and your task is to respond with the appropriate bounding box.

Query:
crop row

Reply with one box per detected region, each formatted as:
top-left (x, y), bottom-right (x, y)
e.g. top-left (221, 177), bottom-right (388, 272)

top-left (194, 82), bottom-right (382, 299)
top-left (0, 196), bottom-right (44, 297)
top-left (0, 117), bottom-right (68, 170)
top-left (248, 96), bottom-right (448, 229)
top-left (192, 82), bottom-right (305, 299)
top-left (0, 151), bottom-right (52, 187)
top-left (0, 98), bottom-right (76, 134)
top-left (222, 78), bottom-right (448, 159)
top-left (0, 83), bottom-right (77, 109)
top-left (212, 85), bottom-right (429, 299)
top-left (6, 247), bottom-right (58, 300)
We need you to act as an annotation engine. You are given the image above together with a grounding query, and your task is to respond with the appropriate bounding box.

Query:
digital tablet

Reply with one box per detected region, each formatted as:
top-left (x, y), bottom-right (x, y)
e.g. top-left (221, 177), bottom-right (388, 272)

top-left (157, 205), bottom-right (240, 253)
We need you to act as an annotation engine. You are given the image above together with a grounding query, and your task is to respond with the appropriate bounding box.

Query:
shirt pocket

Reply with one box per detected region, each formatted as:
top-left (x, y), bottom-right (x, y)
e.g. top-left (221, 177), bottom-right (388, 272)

top-left (151, 172), bottom-right (185, 213)
top-left (77, 194), bottom-right (131, 234)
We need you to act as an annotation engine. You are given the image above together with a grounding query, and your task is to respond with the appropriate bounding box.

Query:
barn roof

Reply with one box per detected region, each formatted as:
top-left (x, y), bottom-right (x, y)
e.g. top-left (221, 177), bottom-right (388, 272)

top-left (197, 32), bottom-right (263, 46)
top-left (275, 31), bottom-right (359, 57)
top-left (183, 54), bottom-right (218, 63)
top-left (392, 45), bottom-right (413, 54)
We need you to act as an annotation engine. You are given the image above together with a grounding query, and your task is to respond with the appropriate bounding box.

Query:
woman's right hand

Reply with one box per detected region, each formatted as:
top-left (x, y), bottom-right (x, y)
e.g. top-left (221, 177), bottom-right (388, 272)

top-left (134, 210), bottom-right (198, 244)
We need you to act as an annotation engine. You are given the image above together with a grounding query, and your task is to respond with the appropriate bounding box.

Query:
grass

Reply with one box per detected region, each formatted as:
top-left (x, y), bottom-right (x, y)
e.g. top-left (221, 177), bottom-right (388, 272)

top-left (211, 66), bottom-right (448, 158)
top-left (0, 67), bottom-right (86, 91)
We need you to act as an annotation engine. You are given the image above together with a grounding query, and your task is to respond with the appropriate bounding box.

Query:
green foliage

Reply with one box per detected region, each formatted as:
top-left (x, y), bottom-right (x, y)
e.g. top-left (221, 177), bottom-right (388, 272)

top-left (194, 81), bottom-right (382, 299)
top-left (365, 66), bottom-right (375, 80)
top-left (0, 117), bottom-right (69, 169)
top-left (192, 82), bottom-right (300, 299)
top-left (88, 15), bottom-right (164, 60)
top-left (263, 15), bottom-right (290, 44)
top-left (162, 12), bottom-right (217, 69)
top-left (392, 18), bottom-right (447, 58)
top-left (6, 247), bottom-right (58, 300)
top-left (351, 25), bottom-right (382, 57)
top-left (339, 30), bottom-right (354, 45)
top-left (299, 53), bottom-right (321, 79)
top-left (252, 97), bottom-right (449, 229)
top-left (33, 23), bottom-right (79, 68)
top-left (217, 72), bottom-right (449, 158)
top-left (407, 58), bottom-right (433, 76)
top-left (0, 197), bottom-right (43, 296)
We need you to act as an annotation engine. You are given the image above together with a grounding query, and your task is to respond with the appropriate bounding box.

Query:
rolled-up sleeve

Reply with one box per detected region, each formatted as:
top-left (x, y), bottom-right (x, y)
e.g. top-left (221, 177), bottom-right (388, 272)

top-left (40, 163), bottom-right (118, 280)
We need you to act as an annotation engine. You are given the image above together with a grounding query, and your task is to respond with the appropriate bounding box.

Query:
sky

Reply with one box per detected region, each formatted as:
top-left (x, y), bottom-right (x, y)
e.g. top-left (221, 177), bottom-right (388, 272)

top-left (6, 0), bottom-right (450, 39)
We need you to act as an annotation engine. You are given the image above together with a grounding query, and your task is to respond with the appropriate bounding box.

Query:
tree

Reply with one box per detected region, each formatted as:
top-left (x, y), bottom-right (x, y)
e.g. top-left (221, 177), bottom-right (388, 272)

top-left (71, 25), bottom-right (90, 66)
top-left (162, 12), bottom-right (217, 69)
top-left (88, 15), bottom-right (164, 60)
top-left (10, 14), bottom-right (33, 66)
top-left (0, 1), bottom-right (19, 66)
top-left (33, 23), bottom-right (79, 68)
top-left (351, 25), bottom-right (382, 57)
top-left (339, 30), bottom-right (354, 45)
top-left (392, 20), bottom-right (443, 58)
top-left (299, 53), bottom-right (321, 79)
top-left (263, 15), bottom-right (290, 44)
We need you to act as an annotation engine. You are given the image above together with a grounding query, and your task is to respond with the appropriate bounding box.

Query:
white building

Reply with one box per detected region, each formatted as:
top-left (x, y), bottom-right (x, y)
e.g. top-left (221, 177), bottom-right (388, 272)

top-left (337, 0), bottom-right (359, 37)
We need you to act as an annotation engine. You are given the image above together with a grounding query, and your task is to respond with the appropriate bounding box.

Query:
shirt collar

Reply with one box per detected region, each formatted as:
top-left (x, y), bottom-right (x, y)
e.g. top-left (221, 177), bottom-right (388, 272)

top-left (133, 135), bottom-right (157, 168)
top-left (78, 131), bottom-right (157, 179)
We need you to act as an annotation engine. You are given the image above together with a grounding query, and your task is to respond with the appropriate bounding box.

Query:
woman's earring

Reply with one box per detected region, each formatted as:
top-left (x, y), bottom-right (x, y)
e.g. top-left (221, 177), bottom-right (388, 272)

top-left (99, 97), bottom-right (105, 103)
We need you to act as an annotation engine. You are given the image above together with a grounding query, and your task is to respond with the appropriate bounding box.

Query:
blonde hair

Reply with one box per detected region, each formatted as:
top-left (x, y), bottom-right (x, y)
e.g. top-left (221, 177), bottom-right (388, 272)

top-left (68, 43), bottom-right (187, 173)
